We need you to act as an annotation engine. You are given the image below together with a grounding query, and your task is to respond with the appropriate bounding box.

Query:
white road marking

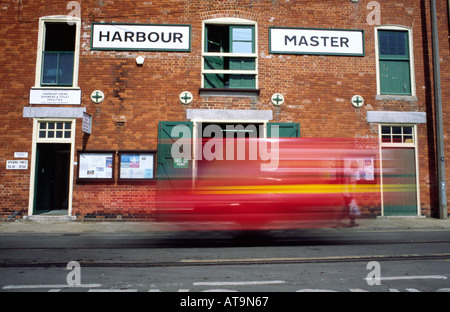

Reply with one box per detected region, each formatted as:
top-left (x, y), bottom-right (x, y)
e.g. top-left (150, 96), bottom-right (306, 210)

top-left (368, 275), bottom-right (448, 281)
top-left (88, 289), bottom-right (138, 292)
top-left (2, 283), bottom-right (102, 290)
top-left (193, 280), bottom-right (286, 286)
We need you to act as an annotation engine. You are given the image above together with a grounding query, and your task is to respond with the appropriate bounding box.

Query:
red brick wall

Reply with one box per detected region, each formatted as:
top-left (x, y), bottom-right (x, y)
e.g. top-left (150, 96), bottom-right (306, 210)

top-left (1, 0), bottom-right (449, 219)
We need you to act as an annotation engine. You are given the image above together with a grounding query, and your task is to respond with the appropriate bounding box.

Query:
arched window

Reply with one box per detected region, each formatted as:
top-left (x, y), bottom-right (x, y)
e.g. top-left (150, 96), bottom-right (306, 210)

top-left (202, 18), bottom-right (258, 90)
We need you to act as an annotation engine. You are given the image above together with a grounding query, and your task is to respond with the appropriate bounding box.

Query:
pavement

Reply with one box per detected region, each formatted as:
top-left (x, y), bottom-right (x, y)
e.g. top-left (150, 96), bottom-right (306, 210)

top-left (0, 216), bottom-right (449, 234)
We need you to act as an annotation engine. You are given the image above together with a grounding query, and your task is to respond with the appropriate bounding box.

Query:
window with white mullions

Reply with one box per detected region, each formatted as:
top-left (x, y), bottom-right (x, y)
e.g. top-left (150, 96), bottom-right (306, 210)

top-left (203, 21), bottom-right (257, 89)
top-left (38, 121), bottom-right (73, 140)
top-left (381, 125), bottom-right (414, 144)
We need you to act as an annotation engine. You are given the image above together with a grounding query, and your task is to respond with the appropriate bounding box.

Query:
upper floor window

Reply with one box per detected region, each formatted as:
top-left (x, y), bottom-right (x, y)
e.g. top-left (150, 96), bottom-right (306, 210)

top-left (376, 27), bottom-right (414, 96)
top-left (42, 23), bottom-right (76, 86)
top-left (35, 17), bottom-right (80, 88)
top-left (202, 19), bottom-right (257, 90)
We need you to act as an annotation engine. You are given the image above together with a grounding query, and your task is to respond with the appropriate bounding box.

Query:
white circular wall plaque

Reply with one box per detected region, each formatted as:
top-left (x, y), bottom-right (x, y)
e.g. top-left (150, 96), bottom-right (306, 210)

top-left (351, 95), bottom-right (364, 108)
top-left (271, 93), bottom-right (285, 106)
top-left (179, 91), bottom-right (193, 105)
top-left (91, 90), bottom-right (105, 104)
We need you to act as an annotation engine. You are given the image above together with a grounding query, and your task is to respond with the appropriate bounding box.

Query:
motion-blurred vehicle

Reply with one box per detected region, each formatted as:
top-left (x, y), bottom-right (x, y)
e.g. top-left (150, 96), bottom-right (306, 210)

top-left (156, 138), bottom-right (380, 231)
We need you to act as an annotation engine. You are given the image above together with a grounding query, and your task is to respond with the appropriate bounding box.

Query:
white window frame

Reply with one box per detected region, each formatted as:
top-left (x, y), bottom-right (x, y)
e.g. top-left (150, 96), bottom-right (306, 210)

top-left (378, 124), bottom-right (421, 216)
top-left (28, 118), bottom-right (77, 216)
top-left (34, 16), bottom-right (81, 89)
top-left (201, 18), bottom-right (258, 89)
top-left (374, 25), bottom-right (416, 97)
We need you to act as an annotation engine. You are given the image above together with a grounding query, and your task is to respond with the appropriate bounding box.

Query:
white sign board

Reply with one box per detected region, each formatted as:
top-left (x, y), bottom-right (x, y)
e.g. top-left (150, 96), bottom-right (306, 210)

top-left (270, 27), bottom-right (364, 56)
top-left (14, 152), bottom-right (28, 158)
top-left (82, 112), bottom-right (92, 134)
top-left (6, 160), bottom-right (28, 170)
top-left (30, 89), bottom-right (81, 105)
top-left (91, 23), bottom-right (191, 51)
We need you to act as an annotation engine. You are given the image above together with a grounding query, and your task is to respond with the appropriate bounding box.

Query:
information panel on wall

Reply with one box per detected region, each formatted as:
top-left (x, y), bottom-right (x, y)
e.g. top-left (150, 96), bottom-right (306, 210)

top-left (78, 151), bottom-right (114, 180)
top-left (91, 23), bottom-right (191, 51)
top-left (119, 152), bottom-right (155, 180)
top-left (269, 27), bottom-right (364, 56)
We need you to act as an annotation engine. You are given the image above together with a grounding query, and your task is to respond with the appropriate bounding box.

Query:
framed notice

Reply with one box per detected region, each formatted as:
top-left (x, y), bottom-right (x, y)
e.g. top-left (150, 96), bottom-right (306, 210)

top-left (118, 151), bottom-right (155, 180)
top-left (78, 151), bottom-right (115, 181)
top-left (344, 157), bottom-right (375, 182)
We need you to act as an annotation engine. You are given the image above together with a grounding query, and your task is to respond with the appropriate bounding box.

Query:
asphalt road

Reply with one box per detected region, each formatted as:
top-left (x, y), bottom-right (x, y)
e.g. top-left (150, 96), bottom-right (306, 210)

top-left (0, 229), bottom-right (449, 295)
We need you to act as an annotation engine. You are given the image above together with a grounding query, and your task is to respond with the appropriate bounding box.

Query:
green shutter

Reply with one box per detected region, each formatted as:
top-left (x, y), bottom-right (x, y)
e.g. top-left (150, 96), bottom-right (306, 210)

top-left (157, 121), bottom-right (193, 180)
top-left (379, 60), bottom-right (411, 95)
top-left (267, 122), bottom-right (300, 138)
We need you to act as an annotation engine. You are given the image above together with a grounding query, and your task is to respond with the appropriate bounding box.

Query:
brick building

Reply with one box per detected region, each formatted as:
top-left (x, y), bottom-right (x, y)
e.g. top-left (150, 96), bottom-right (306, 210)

top-left (0, 0), bottom-right (448, 221)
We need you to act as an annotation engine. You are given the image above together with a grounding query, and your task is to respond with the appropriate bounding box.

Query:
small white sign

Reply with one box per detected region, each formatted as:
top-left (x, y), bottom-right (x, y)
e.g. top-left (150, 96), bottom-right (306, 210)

top-left (6, 160), bottom-right (28, 170)
top-left (91, 23), bottom-right (191, 51)
top-left (82, 112), bottom-right (92, 134)
top-left (30, 89), bottom-right (81, 105)
top-left (270, 27), bottom-right (364, 56)
top-left (14, 152), bottom-right (28, 158)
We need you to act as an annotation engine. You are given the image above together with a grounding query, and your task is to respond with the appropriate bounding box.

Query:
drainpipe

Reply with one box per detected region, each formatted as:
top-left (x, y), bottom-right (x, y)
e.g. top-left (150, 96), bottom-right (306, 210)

top-left (430, 0), bottom-right (448, 219)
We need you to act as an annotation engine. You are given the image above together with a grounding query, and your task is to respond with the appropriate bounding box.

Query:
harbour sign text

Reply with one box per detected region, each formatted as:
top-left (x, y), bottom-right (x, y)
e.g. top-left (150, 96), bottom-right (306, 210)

top-left (91, 23), bottom-right (191, 51)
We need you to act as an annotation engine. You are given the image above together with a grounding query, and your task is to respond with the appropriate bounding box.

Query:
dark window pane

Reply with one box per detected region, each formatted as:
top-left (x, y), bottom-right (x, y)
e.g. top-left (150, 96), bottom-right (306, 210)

top-left (44, 22), bottom-right (76, 52)
top-left (42, 53), bottom-right (58, 84)
top-left (379, 30), bottom-right (408, 57)
top-left (206, 25), bottom-right (229, 52)
top-left (58, 53), bottom-right (74, 85)
top-left (403, 127), bottom-right (413, 135)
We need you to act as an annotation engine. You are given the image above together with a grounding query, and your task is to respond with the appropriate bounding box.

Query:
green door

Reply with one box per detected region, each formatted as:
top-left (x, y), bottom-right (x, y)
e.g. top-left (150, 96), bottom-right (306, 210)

top-left (267, 122), bottom-right (300, 138)
top-left (34, 143), bottom-right (71, 214)
top-left (382, 147), bottom-right (418, 216)
top-left (156, 121), bottom-right (193, 180)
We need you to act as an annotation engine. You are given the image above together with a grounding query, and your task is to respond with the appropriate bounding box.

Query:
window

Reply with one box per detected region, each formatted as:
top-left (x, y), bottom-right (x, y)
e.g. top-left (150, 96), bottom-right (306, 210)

top-left (35, 17), bottom-right (80, 88)
top-left (377, 28), bottom-right (413, 95)
top-left (202, 20), bottom-right (257, 89)
top-left (38, 121), bottom-right (73, 140)
top-left (41, 23), bottom-right (76, 86)
top-left (381, 125), bottom-right (414, 144)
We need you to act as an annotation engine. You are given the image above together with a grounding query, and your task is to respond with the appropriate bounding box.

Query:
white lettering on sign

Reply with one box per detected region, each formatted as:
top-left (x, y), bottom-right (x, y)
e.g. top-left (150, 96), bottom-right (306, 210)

top-left (270, 27), bottom-right (364, 56)
top-left (91, 23), bottom-right (191, 51)
top-left (6, 160), bottom-right (28, 170)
